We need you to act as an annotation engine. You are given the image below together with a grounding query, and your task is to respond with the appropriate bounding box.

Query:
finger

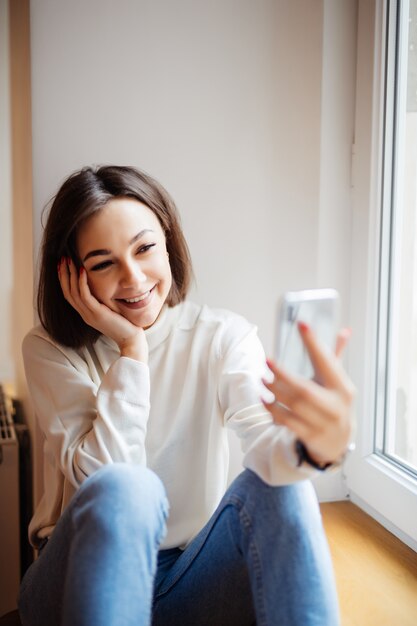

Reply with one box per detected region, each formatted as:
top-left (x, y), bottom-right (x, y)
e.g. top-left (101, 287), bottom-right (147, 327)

top-left (65, 258), bottom-right (95, 319)
top-left (67, 258), bottom-right (81, 299)
top-left (264, 356), bottom-right (353, 417)
top-left (265, 358), bottom-right (313, 400)
top-left (262, 394), bottom-right (352, 464)
top-left (66, 258), bottom-right (85, 310)
top-left (58, 257), bottom-right (76, 306)
top-left (297, 322), bottom-right (347, 389)
top-left (263, 370), bottom-right (342, 426)
top-left (261, 398), bottom-right (316, 440)
top-left (335, 327), bottom-right (352, 359)
top-left (78, 266), bottom-right (102, 313)
top-left (78, 266), bottom-right (91, 300)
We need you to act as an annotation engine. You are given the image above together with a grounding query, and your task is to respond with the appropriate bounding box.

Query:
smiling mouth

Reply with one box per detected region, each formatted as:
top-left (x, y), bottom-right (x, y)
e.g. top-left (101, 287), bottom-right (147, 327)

top-left (115, 285), bottom-right (156, 304)
top-left (121, 292), bottom-right (150, 303)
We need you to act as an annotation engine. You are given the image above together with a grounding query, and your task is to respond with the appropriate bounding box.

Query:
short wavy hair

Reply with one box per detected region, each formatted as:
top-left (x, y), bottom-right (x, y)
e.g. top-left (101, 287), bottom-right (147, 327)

top-left (37, 165), bottom-right (193, 348)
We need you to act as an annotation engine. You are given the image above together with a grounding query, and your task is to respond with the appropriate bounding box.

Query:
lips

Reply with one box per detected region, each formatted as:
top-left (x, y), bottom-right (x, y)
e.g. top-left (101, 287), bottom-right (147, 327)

top-left (122, 292), bottom-right (151, 303)
top-left (115, 285), bottom-right (156, 310)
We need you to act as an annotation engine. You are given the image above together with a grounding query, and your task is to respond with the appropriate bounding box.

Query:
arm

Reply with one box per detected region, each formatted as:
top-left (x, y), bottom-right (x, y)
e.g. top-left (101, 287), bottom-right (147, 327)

top-left (23, 330), bottom-right (150, 487)
top-left (25, 257), bottom-right (153, 487)
top-left (219, 320), bottom-right (354, 484)
top-left (219, 323), bottom-right (319, 484)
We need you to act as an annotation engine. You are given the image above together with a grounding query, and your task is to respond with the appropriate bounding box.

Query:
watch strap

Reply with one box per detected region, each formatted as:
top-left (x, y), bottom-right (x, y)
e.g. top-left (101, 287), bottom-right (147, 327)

top-left (295, 440), bottom-right (334, 471)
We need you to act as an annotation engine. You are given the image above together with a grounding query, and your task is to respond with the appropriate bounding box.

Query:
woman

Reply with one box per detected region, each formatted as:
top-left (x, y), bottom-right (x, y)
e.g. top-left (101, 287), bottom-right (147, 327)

top-left (19, 165), bottom-right (354, 625)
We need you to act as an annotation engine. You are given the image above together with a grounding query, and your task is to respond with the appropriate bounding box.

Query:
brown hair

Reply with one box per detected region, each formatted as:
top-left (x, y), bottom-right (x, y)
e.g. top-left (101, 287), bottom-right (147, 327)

top-left (37, 165), bottom-right (193, 348)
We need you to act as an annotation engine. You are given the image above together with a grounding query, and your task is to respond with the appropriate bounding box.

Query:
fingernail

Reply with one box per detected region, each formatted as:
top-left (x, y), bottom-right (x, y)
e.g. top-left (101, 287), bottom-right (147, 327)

top-left (79, 266), bottom-right (84, 276)
top-left (298, 321), bottom-right (309, 333)
top-left (261, 390), bottom-right (275, 404)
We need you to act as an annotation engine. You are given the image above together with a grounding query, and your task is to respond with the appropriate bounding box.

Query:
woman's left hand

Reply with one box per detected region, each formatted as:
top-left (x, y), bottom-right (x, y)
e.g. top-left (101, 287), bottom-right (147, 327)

top-left (261, 322), bottom-right (355, 465)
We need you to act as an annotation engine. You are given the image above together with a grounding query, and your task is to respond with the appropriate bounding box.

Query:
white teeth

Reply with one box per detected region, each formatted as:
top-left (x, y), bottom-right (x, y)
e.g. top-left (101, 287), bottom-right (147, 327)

top-left (124, 291), bottom-right (150, 303)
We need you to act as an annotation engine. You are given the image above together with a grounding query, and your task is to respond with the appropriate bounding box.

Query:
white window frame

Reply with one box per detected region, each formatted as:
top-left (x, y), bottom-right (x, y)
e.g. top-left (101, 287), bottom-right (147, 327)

top-left (345, 0), bottom-right (417, 551)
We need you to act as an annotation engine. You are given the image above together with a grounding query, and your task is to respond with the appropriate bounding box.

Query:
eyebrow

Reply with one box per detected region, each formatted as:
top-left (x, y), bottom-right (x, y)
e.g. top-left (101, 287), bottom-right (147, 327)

top-left (82, 229), bottom-right (155, 262)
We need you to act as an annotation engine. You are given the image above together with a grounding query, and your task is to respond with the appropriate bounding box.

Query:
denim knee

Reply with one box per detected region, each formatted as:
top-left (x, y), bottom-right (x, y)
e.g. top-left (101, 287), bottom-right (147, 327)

top-left (226, 469), bottom-right (321, 534)
top-left (72, 463), bottom-right (169, 543)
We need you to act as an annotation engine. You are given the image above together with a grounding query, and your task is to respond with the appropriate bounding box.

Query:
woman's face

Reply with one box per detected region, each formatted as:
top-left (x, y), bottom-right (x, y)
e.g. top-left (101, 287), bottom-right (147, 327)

top-left (76, 197), bottom-right (172, 329)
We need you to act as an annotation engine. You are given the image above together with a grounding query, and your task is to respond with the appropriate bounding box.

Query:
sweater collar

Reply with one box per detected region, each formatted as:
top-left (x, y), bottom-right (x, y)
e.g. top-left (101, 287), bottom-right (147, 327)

top-left (144, 303), bottom-right (181, 351)
top-left (100, 303), bottom-right (181, 354)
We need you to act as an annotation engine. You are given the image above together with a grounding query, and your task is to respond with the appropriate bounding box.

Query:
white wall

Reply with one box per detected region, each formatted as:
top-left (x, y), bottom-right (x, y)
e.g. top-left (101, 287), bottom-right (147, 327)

top-left (29, 0), bottom-right (358, 496)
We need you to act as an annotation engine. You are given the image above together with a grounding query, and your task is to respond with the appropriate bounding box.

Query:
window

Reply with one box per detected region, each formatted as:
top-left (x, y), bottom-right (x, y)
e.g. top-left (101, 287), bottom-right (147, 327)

top-left (346, 0), bottom-right (417, 551)
top-left (376, 0), bottom-right (417, 475)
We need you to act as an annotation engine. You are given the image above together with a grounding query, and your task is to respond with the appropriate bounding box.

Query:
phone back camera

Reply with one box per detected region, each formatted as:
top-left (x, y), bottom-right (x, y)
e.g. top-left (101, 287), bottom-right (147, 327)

top-left (287, 305), bottom-right (297, 323)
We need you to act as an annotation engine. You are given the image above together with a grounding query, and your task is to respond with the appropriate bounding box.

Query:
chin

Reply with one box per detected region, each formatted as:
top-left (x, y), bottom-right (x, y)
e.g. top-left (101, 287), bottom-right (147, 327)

top-left (129, 307), bottom-right (162, 329)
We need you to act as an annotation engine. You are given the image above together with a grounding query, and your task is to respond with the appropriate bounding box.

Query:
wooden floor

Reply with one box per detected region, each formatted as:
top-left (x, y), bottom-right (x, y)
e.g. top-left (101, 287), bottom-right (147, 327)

top-left (320, 501), bottom-right (417, 626)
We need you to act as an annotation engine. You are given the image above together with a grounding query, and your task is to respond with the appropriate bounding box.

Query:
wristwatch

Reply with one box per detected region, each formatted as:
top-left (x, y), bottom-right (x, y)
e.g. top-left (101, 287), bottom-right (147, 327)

top-left (295, 439), bottom-right (355, 471)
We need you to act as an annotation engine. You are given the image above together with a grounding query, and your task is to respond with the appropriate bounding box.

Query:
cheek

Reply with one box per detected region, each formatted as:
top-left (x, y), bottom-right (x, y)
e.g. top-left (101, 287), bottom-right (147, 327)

top-left (162, 256), bottom-right (173, 288)
top-left (86, 274), bottom-right (111, 302)
top-left (152, 254), bottom-right (172, 282)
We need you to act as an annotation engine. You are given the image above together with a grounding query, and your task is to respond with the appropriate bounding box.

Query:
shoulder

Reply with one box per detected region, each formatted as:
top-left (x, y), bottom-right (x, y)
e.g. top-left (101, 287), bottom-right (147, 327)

top-left (23, 324), bottom-right (69, 353)
top-left (23, 324), bottom-right (59, 354)
top-left (176, 300), bottom-right (254, 331)
top-left (176, 301), bottom-right (259, 356)
top-left (22, 325), bottom-right (86, 368)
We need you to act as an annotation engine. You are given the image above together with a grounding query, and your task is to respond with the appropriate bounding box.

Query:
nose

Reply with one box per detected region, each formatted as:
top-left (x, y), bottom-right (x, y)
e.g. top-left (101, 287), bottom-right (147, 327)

top-left (119, 260), bottom-right (147, 287)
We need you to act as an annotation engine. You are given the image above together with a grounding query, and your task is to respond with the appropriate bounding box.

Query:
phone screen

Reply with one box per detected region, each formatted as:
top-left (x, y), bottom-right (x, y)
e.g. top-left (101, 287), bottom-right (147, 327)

top-left (275, 289), bottom-right (338, 378)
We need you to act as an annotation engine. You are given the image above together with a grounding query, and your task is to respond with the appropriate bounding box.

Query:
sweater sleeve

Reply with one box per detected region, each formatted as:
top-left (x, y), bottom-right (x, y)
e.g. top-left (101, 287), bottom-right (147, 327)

top-left (218, 321), bottom-right (317, 485)
top-left (22, 332), bottom-right (150, 487)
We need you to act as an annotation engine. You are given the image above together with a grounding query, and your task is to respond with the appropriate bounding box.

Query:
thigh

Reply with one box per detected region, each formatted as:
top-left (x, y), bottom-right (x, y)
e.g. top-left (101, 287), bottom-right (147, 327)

top-left (152, 503), bottom-right (255, 626)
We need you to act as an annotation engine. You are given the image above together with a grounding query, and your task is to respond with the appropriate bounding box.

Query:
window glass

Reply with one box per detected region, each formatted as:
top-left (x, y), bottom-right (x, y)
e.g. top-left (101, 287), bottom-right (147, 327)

top-left (377, 0), bottom-right (417, 475)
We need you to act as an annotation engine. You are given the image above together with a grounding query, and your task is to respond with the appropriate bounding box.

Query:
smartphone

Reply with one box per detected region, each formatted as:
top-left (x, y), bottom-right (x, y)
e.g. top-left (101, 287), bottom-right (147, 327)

top-left (274, 288), bottom-right (339, 378)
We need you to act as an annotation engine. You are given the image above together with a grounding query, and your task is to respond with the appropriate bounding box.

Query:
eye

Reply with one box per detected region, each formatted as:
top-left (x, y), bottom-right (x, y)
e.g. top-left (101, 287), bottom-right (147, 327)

top-left (137, 243), bottom-right (156, 254)
top-left (90, 260), bottom-right (113, 272)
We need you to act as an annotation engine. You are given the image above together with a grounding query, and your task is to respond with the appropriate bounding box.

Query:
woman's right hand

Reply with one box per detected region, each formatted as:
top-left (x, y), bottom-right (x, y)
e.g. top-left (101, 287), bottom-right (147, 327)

top-left (58, 258), bottom-right (148, 363)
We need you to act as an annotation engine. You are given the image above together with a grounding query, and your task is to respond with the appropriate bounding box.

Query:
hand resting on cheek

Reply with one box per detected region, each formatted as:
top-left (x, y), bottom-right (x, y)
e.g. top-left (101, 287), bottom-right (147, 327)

top-left (58, 257), bottom-right (149, 363)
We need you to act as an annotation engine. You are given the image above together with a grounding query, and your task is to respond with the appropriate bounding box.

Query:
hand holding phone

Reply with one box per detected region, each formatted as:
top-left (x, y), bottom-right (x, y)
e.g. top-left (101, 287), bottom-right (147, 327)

top-left (262, 288), bottom-right (355, 467)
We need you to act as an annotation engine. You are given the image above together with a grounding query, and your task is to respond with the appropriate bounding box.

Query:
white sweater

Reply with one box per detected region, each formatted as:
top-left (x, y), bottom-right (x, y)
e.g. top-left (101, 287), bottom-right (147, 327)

top-left (23, 301), bottom-right (315, 549)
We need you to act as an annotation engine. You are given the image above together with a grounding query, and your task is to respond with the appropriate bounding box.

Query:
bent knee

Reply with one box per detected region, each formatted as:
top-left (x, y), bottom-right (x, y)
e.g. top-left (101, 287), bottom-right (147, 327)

top-left (71, 464), bottom-right (169, 551)
top-left (78, 463), bottom-right (169, 522)
top-left (229, 469), bottom-right (321, 527)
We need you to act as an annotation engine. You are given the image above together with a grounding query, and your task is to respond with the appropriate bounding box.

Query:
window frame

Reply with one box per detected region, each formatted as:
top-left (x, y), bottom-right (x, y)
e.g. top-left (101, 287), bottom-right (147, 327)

top-left (345, 0), bottom-right (417, 551)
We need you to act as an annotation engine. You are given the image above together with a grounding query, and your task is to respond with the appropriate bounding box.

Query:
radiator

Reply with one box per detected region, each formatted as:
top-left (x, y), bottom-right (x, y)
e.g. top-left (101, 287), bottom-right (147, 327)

top-left (0, 386), bottom-right (20, 615)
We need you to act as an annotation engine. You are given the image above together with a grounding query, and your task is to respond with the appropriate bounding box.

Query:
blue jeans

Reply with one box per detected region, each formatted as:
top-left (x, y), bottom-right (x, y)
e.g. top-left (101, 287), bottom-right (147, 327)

top-left (18, 464), bottom-right (340, 625)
